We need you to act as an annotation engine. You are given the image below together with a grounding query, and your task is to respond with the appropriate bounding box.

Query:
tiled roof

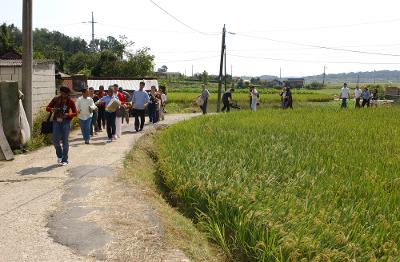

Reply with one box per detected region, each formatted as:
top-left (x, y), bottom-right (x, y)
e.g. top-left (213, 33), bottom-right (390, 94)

top-left (87, 79), bottom-right (159, 91)
top-left (0, 59), bottom-right (55, 67)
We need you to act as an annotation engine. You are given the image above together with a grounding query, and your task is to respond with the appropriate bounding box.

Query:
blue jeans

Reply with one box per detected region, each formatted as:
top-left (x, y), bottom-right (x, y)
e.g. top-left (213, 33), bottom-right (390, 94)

top-left (79, 118), bottom-right (92, 142)
top-left (341, 98), bottom-right (347, 108)
top-left (52, 120), bottom-right (71, 163)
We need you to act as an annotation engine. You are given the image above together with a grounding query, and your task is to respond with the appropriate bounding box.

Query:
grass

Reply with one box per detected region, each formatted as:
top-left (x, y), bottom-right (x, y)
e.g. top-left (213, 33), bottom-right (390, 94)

top-left (155, 107), bottom-right (400, 261)
top-left (122, 131), bottom-right (225, 262)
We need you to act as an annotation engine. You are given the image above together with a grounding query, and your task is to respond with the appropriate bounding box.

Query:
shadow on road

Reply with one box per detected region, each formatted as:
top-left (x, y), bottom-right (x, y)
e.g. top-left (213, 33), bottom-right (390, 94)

top-left (18, 164), bottom-right (60, 176)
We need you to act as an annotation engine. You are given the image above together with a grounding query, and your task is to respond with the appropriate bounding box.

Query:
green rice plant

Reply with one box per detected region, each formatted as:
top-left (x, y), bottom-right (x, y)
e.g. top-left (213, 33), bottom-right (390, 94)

top-left (156, 107), bottom-right (400, 261)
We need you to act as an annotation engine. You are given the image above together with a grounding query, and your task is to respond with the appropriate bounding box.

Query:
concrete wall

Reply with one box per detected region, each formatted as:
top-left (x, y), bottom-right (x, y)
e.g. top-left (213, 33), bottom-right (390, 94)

top-left (32, 63), bottom-right (56, 115)
top-left (0, 62), bottom-right (55, 116)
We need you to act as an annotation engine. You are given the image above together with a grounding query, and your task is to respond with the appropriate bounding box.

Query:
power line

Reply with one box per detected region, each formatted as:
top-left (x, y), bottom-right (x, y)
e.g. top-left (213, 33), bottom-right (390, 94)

top-left (228, 53), bottom-right (400, 65)
top-left (148, 0), bottom-right (219, 36)
top-left (235, 18), bottom-right (400, 33)
top-left (155, 55), bottom-right (219, 63)
top-left (233, 33), bottom-right (400, 57)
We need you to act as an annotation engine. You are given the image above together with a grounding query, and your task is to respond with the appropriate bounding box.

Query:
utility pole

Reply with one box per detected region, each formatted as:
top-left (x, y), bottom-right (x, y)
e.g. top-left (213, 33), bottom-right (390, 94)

top-left (191, 65), bottom-right (193, 77)
top-left (279, 67), bottom-right (282, 80)
top-left (322, 65), bottom-right (327, 87)
top-left (87, 12), bottom-right (97, 51)
top-left (217, 24), bottom-right (226, 112)
top-left (374, 69), bottom-right (376, 84)
top-left (357, 73), bottom-right (360, 87)
top-left (22, 0), bottom-right (33, 132)
top-left (224, 48), bottom-right (227, 91)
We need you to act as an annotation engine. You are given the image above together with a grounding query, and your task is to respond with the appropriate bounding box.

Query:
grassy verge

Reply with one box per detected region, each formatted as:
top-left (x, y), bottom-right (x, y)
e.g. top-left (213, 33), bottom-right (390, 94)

top-left (121, 131), bottom-right (225, 262)
top-left (155, 107), bottom-right (400, 261)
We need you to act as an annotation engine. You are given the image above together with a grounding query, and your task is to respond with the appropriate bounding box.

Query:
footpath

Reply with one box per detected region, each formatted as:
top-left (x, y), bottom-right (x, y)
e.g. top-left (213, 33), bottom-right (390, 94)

top-left (0, 114), bottom-right (197, 262)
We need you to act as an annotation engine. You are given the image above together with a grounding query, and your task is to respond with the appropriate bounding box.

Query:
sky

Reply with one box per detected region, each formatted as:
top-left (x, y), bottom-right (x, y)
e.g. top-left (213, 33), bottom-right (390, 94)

top-left (2, 0), bottom-right (400, 78)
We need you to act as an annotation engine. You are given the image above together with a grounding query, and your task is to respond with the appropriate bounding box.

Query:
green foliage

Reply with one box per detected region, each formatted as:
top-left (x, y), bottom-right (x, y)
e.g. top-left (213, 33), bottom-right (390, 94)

top-left (305, 81), bottom-right (324, 90)
top-left (156, 108), bottom-right (400, 261)
top-left (201, 70), bottom-right (209, 85)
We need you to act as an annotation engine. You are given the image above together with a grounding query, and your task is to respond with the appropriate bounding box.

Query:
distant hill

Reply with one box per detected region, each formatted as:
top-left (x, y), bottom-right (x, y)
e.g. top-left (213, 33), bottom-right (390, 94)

top-left (259, 75), bottom-right (279, 81)
top-left (305, 70), bottom-right (400, 84)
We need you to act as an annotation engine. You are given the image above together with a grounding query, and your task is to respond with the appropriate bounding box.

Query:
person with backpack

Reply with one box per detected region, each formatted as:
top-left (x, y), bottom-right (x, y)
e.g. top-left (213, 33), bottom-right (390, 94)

top-left (46, 86), bottom-right (77, 166)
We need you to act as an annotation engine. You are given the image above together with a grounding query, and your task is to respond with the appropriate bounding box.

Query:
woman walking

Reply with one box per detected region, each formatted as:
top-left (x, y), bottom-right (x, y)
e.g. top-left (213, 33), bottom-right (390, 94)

top-left (148, 86), bottom-right (159, 123)
top-left (77, 88), bottom-right (97, 144)
top-left (250, 85), bottom-right (258, 111)
top-left (46, 86), bottom-right (77, 166)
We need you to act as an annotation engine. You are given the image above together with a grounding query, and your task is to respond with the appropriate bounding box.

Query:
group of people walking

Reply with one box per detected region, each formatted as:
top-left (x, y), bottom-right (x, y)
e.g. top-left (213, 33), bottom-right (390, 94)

top-left (340, 82), bottom-right (379, 108)
top-left (46, 82), bottom-right (167, 166)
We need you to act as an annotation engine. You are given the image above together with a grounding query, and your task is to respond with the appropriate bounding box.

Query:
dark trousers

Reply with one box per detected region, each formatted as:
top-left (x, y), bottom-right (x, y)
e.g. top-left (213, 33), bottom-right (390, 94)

top-left (200, 99), bottom-right (208, 114)
top-left (97, 107), bottom-right (106, 130)
top-left (362, 99), bottom-right (370, 108)
top-left (148, 104), bottom-right (157, 123)
top-left (52, 120), bottom-right (71, 163)
top-left (221, 101), bottom-right (230, 112)
top-left (355, 98), bottom-right (361, 108)
top-left (134, 109), bottom-right (145, 131)
top-left (105, 111), bottom-right (116, 139)
top-left (341, 98), bottom-right (347, 108)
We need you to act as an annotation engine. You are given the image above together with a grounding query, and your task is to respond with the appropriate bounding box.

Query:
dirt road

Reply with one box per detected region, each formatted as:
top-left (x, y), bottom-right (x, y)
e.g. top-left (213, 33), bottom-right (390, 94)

top-left (0, 114), bottom-right (197, 262)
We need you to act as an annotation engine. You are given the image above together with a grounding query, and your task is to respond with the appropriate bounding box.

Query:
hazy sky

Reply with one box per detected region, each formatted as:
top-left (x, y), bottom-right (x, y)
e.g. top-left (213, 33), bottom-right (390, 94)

top-left (2, 0), bottom-right (400, 77)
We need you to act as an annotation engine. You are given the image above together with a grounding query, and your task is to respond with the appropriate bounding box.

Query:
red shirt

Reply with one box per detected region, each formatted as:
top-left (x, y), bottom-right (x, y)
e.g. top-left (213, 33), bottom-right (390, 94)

top-left (46, 96), bottom-right (77, 121)
top-left (116, 92), bottom-right (126, 105)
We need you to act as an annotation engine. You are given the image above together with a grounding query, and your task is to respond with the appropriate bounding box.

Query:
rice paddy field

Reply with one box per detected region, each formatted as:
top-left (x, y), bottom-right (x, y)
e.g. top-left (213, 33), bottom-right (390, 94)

top-left (165, 91), bottom-right (333, 113)
top-left (155, 107), bottom-right (400, 261)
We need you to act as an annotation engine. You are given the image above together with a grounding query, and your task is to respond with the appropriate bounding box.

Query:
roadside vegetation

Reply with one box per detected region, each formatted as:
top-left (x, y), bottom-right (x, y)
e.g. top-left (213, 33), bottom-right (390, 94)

top-left (155, 107), bottom-right (400, 261)
top-left (122, 131), bottom-right (224, 262)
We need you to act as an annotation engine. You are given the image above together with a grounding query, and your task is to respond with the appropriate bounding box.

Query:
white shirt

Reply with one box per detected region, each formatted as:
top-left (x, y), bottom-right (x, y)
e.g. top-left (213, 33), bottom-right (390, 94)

top-left (77, 96), bottom-right (96, 120)
top-left (354, 88), bottom-right (362, 99)
top-left (251, 88), bottom-right (258, 99)
top-left (340, 87), bottom-right (350, 99)
top-left (161, 93), bottom-right (167, 104)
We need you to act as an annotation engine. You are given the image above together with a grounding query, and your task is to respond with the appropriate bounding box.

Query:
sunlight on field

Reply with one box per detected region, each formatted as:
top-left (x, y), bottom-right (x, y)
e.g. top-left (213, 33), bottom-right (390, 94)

top-left (156, 108), bottom-right (400, 261)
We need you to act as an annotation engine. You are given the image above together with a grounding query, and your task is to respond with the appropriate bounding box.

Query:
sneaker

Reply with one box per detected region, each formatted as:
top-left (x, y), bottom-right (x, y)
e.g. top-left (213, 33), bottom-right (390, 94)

top-left (107, 138), bottom-right (112, 143)
top-left (61, 162), bottom-right (68, 166)
top-left (85, 141), bottom-right (90, 145)
top-left (139, 128), bottom-right (143, 132)
top-left (113, 135), bottom-right (117, 140)
top-left (57, 158), bottom-right (62, 164)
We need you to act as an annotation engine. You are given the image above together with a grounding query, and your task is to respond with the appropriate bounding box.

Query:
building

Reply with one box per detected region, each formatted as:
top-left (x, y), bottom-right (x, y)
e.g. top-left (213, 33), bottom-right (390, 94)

top-left (0, 59), bottom-right (56, 115)
top-left (285, 78), bottom-right (305, 88)
top-left (385, 86), bottom-right (400, 100)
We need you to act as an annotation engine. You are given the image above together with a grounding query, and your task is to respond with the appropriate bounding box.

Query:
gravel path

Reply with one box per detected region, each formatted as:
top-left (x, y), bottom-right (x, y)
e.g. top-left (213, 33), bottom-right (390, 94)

top-left (0, 114), bottom-right (198, 262)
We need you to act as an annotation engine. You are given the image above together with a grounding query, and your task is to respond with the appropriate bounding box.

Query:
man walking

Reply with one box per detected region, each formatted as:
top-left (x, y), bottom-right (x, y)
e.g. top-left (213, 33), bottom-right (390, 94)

top-left (97, 87), bottom-right (120, 142)
top-left (89, 87), bottom-right (99, 136)
top-left (354, 86), bottom-right (362, 108)
top-left (46, 86), bottom-right (77, 165)
top-left (221, 88), bottom-right (234, 112)
top-left (97, 85), bottom-right (106, 131)
top-left (340, 82), bottom-right (350, 109)
top-left (362, 87), bottom-right (371, 108)
top-left (132, 81), bottom-right (150, 132)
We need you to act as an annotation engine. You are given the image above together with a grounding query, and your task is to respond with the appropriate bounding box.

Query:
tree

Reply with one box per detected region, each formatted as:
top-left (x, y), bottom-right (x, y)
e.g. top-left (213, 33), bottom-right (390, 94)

top-left (201, 70), bottom-right (209, 85)
top-left (0, 23), bottom-right (16, 55)
top-left (122, 47), bottom-right (155, 77)
top-left (65, 52), bottom-right (98, 75)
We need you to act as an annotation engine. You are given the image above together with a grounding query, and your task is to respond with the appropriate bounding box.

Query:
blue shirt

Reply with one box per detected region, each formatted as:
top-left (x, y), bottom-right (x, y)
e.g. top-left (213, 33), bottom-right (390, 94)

top-left (132, 90), bottom-right (150, 110)
top-left (363, 90), bottom-right (370, 100)
top-left (98, 95), bottom-right (119, 112)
